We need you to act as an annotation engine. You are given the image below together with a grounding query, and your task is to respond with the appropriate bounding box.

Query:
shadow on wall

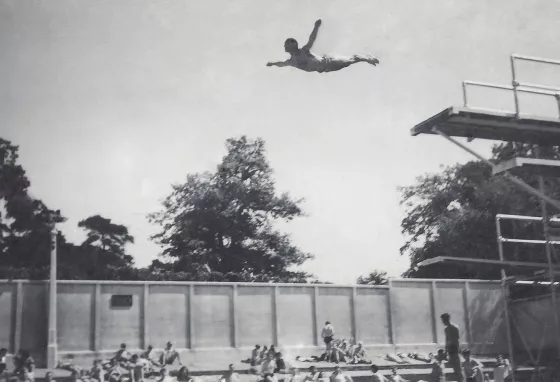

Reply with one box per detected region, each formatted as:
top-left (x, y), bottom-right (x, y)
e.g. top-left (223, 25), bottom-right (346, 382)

top-left (467, 285), bottom-right (506, 356)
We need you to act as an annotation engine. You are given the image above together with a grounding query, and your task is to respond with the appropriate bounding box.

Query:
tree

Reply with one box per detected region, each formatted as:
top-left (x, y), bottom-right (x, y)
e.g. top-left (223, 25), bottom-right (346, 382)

top-left (148, 136), bottom-right (316, 282)
top-left (0, 138), bottom-right (65, 277)
top-left (357, 270), bottom-right (389, 285)
top-left (399, 142), bottom-right (560, 281)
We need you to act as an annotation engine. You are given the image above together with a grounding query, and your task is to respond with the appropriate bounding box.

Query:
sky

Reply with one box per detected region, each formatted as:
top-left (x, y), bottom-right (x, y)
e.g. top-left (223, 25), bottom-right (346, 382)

top-left (2, 0), bottom-right (560, 284)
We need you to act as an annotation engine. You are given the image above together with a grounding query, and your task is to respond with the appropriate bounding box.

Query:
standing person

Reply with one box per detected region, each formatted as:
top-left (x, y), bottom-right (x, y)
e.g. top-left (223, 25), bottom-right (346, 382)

top-left (321, 322), bottom-right (335, 352)
top-left (13, 350), bottom-right (35, 382)
top-left (440, 313), bottom-right (463, 382)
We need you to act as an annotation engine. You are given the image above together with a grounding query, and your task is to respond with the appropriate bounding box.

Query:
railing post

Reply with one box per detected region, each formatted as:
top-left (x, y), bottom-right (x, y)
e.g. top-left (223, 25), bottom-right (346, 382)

top-left (462, 81), bottom-right (468, 107)
top-left (511, 55), bottom-right (521, 118)
top-left (463, 282), bottom-right (472, 346)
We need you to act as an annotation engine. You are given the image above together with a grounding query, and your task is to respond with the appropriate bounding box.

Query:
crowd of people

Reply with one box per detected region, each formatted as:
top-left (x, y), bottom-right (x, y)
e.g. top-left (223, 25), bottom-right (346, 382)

top-left (0, 314), bottom-right (517, 382)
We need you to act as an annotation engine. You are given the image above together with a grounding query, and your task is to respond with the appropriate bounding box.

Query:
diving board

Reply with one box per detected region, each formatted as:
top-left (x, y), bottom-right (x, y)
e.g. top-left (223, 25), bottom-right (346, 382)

top-left (411, 106), bottom-right (560, 146)
top-left (493, 157), bottom-right (560, 177)
top-left (417, 256), bottom-right (560, 271)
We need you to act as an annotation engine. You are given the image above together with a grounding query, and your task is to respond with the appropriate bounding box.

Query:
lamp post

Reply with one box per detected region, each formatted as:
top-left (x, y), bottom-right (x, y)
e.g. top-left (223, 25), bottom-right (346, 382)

top-left (46, 217), bottom-right (58, 369)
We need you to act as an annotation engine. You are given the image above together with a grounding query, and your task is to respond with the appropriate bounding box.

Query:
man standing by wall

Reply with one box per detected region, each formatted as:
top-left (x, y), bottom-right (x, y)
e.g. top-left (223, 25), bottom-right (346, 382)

top-left (441, 313), bottom-right (463, 382)
top-left (321, 321), bottom-right (335, 347)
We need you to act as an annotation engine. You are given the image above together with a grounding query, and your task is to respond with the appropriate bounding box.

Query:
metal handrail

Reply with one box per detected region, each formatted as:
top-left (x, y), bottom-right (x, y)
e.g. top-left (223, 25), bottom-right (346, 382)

top-left (462, 79), bottom-right (560, 117)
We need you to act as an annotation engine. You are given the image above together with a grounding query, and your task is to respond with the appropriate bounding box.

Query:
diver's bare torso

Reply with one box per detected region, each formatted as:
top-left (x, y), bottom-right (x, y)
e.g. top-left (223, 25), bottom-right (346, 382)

top-left (289, 50), bottom-right (326, 72)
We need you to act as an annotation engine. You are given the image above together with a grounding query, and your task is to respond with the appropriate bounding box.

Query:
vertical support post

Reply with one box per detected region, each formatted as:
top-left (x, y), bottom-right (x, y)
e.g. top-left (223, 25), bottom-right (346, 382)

top-left (387, 279), bottom-right (396, 347)
top-left (462, 81), bottom-right (468, 107)
top-left (93, 283), bottom-right (101, 351)
top-left (351, 287), bottom-right (358, 342)
top-left (188, 284), bottom-right (194, 349)
top-left (143, 284), bottom-right (149, 349)
top-left (14, 282), bottom-right (23, 354)
top-left (273, 286), bottom-right (279, 346)
top-left (430, 281), bottom-right (439, 344)
top-left (511, 55), bottom-right (520, 117)
top-left (496, 217), bottom-right (516, 382)
top-left (47, 228), bottom-right (58, 369)
top-left (231, 284), bottom-right (238, 348)
top-left (312, 286), bottom-right (319, 346)
top-left (463, 282), bottom-right (472, 346)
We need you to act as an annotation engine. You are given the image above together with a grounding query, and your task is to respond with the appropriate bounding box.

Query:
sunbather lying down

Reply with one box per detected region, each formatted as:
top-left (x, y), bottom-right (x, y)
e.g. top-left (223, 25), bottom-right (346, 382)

top-left (267, 20), bottom-right (379, 73)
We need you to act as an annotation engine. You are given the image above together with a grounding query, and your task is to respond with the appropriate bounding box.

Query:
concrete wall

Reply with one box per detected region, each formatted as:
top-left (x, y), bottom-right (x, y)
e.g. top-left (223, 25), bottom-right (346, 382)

top-left (0, 279), bottom-right (506, 366)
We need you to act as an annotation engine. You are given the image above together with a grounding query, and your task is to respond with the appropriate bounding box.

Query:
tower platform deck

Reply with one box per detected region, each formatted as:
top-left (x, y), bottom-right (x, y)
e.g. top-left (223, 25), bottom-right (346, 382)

top-left (492, 157), bottom-right (560, 177)
top-left (411, 106), bottom-right (560, 146)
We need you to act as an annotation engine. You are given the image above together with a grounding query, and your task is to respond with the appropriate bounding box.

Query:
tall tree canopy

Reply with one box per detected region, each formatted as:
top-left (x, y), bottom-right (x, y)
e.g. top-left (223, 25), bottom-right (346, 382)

top-left (0, 137), bottom-right (138, 280)
top-left (149, 136), bottom-right (315, 282)
top-left (400, 142), bottom-right (560, 281)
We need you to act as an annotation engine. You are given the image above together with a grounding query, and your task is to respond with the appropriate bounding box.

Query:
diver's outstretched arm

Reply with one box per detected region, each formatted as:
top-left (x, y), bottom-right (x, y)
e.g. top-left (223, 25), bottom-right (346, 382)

top-left (266, 60), bottom-right (290, 67)
top-left (302, 19), bottom-right (321, 51)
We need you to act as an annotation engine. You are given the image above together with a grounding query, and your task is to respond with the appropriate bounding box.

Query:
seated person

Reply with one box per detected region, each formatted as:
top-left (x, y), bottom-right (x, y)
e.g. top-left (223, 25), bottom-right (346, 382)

top-left (160, 342), bottom-right (182, 366)
top-left (13, 350), bottom-right (35, 382)
top-left (261, 373), bottom-right (278, 382)
top-left (371, 365), bottom-right (387, 382)
top-left (220, 364), bottom-right (240, 382)
top-left (45, 372), bottom-right (55, 382)
top-left (140, 346), bottom-right (161, 368)
top-left (244, 345), bottom-right (261, 366)
top-left (461, 350), bottom-right (484, 382)
top-left (90, 360), bottom-right (105, 382)
top-left (157, 368), bottom-right (173, 382)
top-left (303, 366), bottom-right (323, 382)
top-left (260, 347), bottom-right (269, 362)
top-left (128, 355), bottom-right (145, 382)
top-left (349, 342), bottom-right (369, 364)
top-left (429, 350), bottom-right (446, 382)
top-left (388, 368), bottom-right (409, 382)
top-left (288, 368), bottom-right (304, 382)
top-left (274, 353), bottom-right (288, 374)
top-left (329, 366), bottom-right (353, 382)
top-left (261, 353), bottom-right (276, 376)
top-left (176, 366), bottom-right (194, 382)
top-left (268, 346), bottom-right (277, 358)
top-left (0, 348), bottom-right (8, 377)
top-left (112, 344), bottom-right (131, 366)
top-left (488, 355), bottom-right (511, 382)
top-left (107, 361), bottom-right (126, 382)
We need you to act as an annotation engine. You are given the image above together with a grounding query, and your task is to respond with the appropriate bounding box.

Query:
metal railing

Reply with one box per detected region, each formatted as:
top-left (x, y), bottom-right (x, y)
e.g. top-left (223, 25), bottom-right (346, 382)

top-left (461, 54), bottom-right (560, 118)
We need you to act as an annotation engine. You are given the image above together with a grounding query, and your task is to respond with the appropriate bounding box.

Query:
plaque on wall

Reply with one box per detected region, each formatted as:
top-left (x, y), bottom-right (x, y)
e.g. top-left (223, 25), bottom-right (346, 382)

top-left (111, 295), bottom-right (133, 308)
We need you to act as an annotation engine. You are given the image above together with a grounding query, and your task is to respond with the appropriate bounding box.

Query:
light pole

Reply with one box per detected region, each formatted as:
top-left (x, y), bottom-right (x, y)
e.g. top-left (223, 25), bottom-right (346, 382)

top-left (46, 218), bottom-right (58, 369)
